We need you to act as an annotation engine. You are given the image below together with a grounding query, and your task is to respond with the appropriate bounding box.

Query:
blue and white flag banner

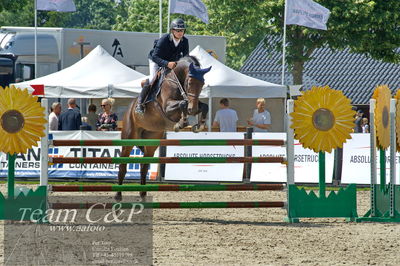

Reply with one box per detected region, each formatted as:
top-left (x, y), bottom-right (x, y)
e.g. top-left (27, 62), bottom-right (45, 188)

top-left (37, 0), bottom-right (76, 12)
top-left (286, 0), bottom-right (330, 30)
top-left (170, 0), bottom-right (209, 24)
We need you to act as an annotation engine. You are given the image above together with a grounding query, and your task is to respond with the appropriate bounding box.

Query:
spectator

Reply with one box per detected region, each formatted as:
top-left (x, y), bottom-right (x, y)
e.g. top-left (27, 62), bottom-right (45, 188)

top-left (48, 102), bottom-right (61, 131)
top-left (58, 98), bottom-right (82, 130)
top-left (97, 98), bottom-right (118, 131)
top-left (354, 109), bottom-right (363, 133)
top-left (362, 117), bottom-right (369, 133)
top-left (80, 117), bottom-right (92, 130)
top-left (247, 98), bottom-right (271, 132)
top-left (212, 98), bottom-right (238, 132)
top-left (84, 104), bottom-right (97, 131)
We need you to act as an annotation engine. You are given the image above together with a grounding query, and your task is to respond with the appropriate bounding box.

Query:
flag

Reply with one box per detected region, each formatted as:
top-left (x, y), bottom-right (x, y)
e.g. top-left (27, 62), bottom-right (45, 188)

top-left (31, 85), bottom-right (45, 96)
top-left (170, 0), bottom-right (209, 24)
top-left (37, 0), bottom-right (76, 12)
top-left (286, 0), bottom-right (330, 30)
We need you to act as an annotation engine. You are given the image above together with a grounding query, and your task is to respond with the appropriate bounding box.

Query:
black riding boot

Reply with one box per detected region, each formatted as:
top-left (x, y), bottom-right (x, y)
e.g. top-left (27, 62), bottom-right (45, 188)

top-left (135, 79), bottom-right (151, 115)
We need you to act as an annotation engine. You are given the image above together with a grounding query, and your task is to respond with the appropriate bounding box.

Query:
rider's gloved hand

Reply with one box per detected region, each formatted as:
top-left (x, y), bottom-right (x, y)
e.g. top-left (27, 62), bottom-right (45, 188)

top-left (167, 61), bottom-right (177, 69)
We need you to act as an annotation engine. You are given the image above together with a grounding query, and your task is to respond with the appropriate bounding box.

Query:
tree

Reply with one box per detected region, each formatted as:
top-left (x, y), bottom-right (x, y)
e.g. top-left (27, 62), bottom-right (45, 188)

top-left (187, 0), bottom-right (270, 69)
top-left (64, 0), bottom-right (119, 30)
top-left (0, 0), bottom-right (27, 13)
top-left (113, 0), bottom-right (271, 69)
top-left (0, 0), bottom-right (122, 30)
top-left (257, 0), bottom-right (400, 84)
top-left (113, 0), bottom-right (162, 33)
top-left (0, 1), bottom-right (33, 27)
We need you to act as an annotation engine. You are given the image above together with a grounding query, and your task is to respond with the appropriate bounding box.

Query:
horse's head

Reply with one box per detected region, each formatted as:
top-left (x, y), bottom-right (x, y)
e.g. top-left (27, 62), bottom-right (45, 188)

top-left (186, 63), bottom-right (211, 115)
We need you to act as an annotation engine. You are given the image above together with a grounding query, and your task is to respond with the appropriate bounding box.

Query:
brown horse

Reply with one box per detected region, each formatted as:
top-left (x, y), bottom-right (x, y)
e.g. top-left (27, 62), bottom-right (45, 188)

top-left (116, 56), bottom-right (211, 201)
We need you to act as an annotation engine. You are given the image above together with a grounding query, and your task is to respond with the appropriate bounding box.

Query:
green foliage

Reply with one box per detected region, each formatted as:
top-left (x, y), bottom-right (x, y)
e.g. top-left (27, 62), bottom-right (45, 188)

top-left (191, 0), bottom-right (272, 69)
top-left (247, 0), bottom-right (400, 83)
top-left (0, 0), bottom-right (398, 74)
top-left (0, 0), bottom-right (27, 13)
top-left (0, 1), bottom-right (33, 27)
top-left (0, 0), bottom-right (121, 30)
top-left (64, 0), bottom-right (119, 30)
top-left (114, 0), bottom-right (163, 33)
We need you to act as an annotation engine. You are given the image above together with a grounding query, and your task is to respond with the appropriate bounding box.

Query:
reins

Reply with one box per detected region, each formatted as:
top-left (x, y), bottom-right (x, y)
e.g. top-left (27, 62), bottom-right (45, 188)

top-left (165, 68), bottom-right (197, 101)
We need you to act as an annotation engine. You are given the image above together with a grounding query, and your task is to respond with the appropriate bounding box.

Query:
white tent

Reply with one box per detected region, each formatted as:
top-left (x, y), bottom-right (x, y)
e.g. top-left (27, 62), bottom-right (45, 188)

top-left (112, 45), bottom-right (287, 131)
top-left (188, 46), bottom-right (287, 130)
top-left (13, 45), bottom-right (145, 98)
top-left (112, 76), bottom-right (147, 96)
top-left (113, 45), bottom-right (286, 98)
top-left (189, 45), bottom-right (286, 98)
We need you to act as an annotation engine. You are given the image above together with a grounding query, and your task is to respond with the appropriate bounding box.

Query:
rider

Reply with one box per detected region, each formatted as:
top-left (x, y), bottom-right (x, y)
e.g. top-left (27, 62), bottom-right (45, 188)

top-left (135, 18), bottom-right (190, 115)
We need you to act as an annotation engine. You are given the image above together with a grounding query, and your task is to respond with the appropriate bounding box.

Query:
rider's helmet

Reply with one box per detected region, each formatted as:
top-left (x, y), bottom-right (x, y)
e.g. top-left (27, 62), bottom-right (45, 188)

top-left (170, 18), bottom-right (186, 31)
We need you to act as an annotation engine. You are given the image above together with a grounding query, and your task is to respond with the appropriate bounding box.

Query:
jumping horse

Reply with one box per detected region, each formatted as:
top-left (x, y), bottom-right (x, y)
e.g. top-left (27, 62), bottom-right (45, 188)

top-left (116, 56), bottom-right (211, 201)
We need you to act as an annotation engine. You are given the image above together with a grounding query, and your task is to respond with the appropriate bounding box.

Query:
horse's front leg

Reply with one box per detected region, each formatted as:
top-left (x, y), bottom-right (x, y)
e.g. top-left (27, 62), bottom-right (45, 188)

top-left (116, 145), bottom-right (134, 201)
top-left (165, 100), bottom-right (189, 131)
top-left (192, 101), bottom-right (208, 133)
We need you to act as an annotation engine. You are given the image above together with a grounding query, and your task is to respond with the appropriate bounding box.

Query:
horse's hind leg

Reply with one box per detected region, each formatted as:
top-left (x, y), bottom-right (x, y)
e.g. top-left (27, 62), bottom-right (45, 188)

top-left (116, 145), bottom-right (134, 201)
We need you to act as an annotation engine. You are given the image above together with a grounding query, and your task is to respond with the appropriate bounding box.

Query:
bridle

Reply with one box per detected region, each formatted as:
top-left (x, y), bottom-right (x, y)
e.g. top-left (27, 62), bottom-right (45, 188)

top-left (165, 68), bottom-right (199, 101)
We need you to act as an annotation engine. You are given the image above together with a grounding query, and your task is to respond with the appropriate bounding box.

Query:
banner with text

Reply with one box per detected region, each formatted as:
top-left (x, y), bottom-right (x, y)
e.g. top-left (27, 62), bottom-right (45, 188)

top-left (164, 132), bottom-right (244, 181)
top-left (341, 133), bottom-right (400, 184)
top-left (250, 133), bottom-right (334, 183)
top-left (0, 131), bottom-right (158, 180)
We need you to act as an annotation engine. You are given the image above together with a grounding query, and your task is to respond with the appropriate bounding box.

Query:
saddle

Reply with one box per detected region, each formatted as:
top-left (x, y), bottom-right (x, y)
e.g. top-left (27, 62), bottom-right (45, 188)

top-left (143, 69), bottom-right (167, 104)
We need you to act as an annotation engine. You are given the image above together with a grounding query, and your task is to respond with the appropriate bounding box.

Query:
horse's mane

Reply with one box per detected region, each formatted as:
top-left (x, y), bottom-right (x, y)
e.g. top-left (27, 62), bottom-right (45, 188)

top-left (179, 55), bottom-right (201, 67)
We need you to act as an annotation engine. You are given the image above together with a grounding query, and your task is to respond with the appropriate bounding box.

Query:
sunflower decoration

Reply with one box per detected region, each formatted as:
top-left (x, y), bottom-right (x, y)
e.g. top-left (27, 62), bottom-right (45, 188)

top-left (372, 85), bottom-right (391, 150)
top-left (395, 89), bottom-right (400, 151)
top-left (0, 86), bottom-right (46, 154)
top-left (290, 86), bottom-right (355, 153)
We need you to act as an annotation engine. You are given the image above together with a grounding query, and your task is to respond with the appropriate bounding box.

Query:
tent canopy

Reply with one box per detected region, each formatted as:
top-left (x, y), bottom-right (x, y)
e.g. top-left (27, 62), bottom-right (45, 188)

top-left (113, 45), bottom-right (286, 99)
top-left (190, 46), bottom-right (286, 98)
top-left (13, 45), bottom-right (145, 98)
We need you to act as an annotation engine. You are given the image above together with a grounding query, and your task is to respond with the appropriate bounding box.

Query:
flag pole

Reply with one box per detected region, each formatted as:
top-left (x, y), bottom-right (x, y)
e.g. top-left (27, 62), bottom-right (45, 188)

top-left (34, 0), bottom-right (38, 78)
top-left (159, 0), bottom-right (163, 37)
top-left (167, 0), bottom-right (171, 32)
top-left (281, 0), bottom-right (288, 85)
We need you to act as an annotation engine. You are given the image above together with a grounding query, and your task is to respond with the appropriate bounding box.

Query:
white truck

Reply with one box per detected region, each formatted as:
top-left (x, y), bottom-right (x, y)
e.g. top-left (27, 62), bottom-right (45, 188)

top-left (0, 27), bottom-right (226, 88)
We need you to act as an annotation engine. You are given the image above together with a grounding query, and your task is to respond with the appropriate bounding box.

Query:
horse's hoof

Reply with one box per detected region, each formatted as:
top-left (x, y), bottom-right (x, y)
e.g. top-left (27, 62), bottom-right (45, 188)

top-left (140, 192), bottom-right (147, 202)
top-left (192, 124), bottom-right (200, 133)
top-left (115, 192), bottom-right (122, 202)
top-left (140, 196), bottom-right (147, 202)
top-left (174, 124), bottom-right (180, 132)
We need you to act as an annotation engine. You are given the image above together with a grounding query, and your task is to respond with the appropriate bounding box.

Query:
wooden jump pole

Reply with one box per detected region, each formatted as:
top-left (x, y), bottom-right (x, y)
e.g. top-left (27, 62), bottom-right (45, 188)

top-left (50, 139), bottom-right (285, 147)
top-left (50, 201), bottom-right (286, 209)
top-left (50, 156), bottom-right (286, 164)
top-left (50, 183), bottom-right (286, 192)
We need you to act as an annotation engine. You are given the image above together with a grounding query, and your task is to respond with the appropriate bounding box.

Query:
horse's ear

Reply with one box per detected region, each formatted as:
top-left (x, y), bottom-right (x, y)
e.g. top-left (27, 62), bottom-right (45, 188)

top-left (200, 66), bottom-right (212, 74)
top-left (189, 63), bottom-right (195, 72)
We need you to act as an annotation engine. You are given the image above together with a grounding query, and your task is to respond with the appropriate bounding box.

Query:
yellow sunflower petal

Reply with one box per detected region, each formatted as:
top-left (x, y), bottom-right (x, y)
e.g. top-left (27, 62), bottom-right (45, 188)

top-left (291, 86), bottom-right (355, 153)
top-left (0, 86), bottom-right (46, 154)
top-left (372, 85), bottom-right (391, 150)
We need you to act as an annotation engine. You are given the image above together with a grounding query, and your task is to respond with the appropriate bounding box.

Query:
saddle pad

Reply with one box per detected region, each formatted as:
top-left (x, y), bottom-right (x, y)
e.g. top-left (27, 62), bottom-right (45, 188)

top-left (143, 71), bottom-right (165, 104)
